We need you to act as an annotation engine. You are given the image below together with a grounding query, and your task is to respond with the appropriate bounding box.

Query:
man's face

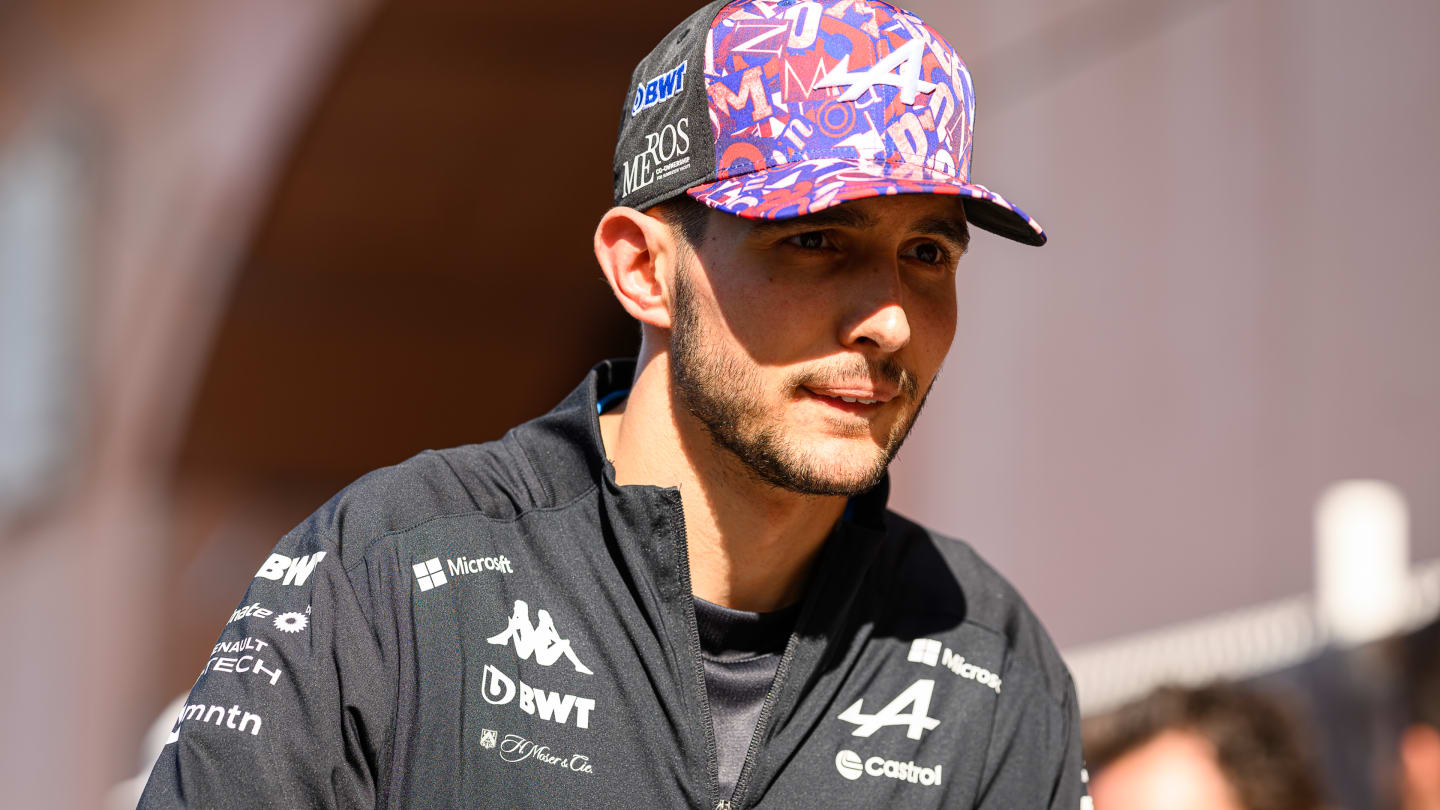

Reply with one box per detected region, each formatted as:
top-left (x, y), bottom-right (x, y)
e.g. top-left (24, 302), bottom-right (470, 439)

top-left (667, 193), bottom-right (966, 496)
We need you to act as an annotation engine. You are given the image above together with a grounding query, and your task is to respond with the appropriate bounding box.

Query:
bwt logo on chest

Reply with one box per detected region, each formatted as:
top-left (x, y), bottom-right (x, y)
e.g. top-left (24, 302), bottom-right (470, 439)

top-left (632, 61), bottom-right (687, 116)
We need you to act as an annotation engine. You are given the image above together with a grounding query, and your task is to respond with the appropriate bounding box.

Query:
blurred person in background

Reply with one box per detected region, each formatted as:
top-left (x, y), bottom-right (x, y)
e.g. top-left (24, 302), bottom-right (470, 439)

top-left (1085, 683), bottom-right (1327, 810)
top-left (1400, 621), bottom-right (1440, 810)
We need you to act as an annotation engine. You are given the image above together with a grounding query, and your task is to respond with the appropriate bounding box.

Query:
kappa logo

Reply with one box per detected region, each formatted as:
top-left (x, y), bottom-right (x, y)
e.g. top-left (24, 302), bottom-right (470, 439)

top-left (631, 61), bottom-right (687, 116)
top-left (837, 679), bottom-right (941, 740)
top-left (253, 551), bottom-right (326, 587)
top-left (814, 38), bottom-right (938, 105)
top-left (487, 600), bottom-right (593, 675)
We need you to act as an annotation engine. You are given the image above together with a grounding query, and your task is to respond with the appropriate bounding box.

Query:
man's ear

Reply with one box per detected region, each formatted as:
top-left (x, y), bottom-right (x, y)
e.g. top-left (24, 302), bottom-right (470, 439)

top-left (595, 206), bottom-right (679, 330)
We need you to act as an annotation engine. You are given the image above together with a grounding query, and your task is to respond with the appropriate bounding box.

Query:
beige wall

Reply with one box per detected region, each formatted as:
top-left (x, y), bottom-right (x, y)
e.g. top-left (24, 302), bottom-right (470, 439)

top-left (893, 0), bottom-right (1440, 648)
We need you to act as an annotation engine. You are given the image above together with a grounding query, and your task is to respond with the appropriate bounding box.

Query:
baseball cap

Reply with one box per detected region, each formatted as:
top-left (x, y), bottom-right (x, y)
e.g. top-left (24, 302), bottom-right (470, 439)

top-left (612, 0), bottom-right (1046, 246)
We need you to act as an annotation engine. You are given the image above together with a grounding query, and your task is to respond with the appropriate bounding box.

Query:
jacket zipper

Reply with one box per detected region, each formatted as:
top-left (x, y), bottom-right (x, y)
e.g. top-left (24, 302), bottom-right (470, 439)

top-left (672, 493), bottom-right (812, 810)
top-left (726, 525), bottom-right (851, 808)
top-left (725, 627), bottom-right (801, 808)
top-left (670, 497), bottom-right (727, 810)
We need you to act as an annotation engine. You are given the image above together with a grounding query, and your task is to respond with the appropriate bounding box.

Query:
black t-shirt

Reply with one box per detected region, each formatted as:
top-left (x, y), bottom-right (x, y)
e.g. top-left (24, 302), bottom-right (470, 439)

top-left (693, 596), bottom-right (802, 798)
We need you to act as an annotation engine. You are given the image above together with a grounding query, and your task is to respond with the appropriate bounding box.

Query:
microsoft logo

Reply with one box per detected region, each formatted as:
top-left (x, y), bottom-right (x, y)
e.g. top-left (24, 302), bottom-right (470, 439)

top-left (907, 638), bottom-right (941, 667)
top-left (413, 558), bottom-right (448, 591)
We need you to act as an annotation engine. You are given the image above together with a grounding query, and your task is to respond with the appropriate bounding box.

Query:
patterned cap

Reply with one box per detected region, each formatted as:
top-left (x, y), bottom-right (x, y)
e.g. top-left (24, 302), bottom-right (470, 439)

top-left (613, 0), bottom-right (1045, 246)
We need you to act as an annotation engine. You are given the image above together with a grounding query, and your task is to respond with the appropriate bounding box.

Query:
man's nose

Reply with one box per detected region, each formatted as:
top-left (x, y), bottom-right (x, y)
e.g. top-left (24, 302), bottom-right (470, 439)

top-left (840, 266), bottom-right (911, 354)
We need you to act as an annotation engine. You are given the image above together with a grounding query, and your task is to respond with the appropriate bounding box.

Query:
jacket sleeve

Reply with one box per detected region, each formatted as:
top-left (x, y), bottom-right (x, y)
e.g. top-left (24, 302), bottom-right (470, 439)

top-left (138, 521), bottom-right (396, 809)
top-left (973, 671), bottom-right (1089, 810)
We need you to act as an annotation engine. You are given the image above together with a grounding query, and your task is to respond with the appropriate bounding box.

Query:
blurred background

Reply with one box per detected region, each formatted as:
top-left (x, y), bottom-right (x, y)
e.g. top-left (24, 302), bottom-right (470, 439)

top-left (0, 0), bottom-right (1435, 808)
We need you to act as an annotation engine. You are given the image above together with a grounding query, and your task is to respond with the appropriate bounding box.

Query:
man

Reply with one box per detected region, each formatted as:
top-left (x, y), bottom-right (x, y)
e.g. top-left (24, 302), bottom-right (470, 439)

top-left (1084, 683), bottom-right (1326, 810)
top-left (141, 1), bottom-right (1084, 807)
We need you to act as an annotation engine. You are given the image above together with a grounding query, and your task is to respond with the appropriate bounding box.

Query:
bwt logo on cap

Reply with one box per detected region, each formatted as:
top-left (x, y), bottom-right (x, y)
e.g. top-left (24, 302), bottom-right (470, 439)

top-left (632, 61), bottom-right (687, 116)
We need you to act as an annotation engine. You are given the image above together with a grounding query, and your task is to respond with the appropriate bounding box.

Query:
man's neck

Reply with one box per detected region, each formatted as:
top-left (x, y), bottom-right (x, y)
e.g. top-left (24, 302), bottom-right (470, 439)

top-left (599, 352), bottom-right (847, 613)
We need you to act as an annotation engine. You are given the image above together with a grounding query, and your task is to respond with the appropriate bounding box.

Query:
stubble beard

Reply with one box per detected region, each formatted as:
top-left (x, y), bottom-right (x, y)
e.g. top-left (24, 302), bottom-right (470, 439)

top-left (667, 260), bottom-right (931, 497)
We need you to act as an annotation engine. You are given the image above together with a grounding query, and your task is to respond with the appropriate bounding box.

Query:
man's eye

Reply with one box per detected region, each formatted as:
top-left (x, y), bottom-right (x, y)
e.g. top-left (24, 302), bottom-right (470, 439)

top-left (785, 231), bottom-right (832, 250)
top-left (903, 241), bottom-right (947, 265)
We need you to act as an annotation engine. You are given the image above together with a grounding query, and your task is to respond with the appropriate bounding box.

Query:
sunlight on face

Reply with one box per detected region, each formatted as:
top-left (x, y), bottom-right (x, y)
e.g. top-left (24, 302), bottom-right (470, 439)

top-left (668, 194), bottom-right (965, 496)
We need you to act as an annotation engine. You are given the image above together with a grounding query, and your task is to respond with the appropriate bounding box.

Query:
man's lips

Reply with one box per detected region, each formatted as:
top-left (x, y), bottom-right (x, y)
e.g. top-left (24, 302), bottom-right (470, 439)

top-left (804, 383), bottom-right (898, 404)
top-left (802, 385), bottom-right (898, 414)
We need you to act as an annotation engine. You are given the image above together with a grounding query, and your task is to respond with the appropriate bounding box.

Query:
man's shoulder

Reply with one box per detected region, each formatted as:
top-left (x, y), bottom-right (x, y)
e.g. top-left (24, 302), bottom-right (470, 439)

top-left (294, 427), bottom-right (577, 566)
top-left (877, 510), bottom-right (1073, 705)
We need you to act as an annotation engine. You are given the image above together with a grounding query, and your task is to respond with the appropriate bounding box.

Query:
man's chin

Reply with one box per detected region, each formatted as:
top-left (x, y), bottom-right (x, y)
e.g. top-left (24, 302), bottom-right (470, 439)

top-left (768, 440), bottom-right (890, 497)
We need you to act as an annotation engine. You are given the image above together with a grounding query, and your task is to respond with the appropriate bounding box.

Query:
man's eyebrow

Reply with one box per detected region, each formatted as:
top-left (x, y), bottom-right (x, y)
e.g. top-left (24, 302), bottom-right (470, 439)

top-left (746, 205), bottom-right (877, 234)
top-left (745, 206), bottom-right (970, 251)
top-left (914, 215), bottom-right (970, 252)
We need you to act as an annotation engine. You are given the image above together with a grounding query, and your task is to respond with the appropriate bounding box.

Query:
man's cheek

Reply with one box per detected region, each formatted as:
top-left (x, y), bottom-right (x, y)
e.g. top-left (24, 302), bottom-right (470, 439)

top-left (917, 306), bottom-right (958, 359)
top-left (732, 298), bottom-right (817, 348)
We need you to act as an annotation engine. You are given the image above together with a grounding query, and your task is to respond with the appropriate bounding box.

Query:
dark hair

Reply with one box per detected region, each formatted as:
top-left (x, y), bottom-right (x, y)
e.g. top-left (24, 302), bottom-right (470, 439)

top-left (648, 194), bottom-right (712, 249)
top-left (1084, 683), bottom-right (1325, 810)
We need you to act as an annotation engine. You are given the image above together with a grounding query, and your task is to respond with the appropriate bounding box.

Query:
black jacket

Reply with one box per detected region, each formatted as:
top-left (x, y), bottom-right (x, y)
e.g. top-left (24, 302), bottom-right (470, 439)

top-left (141, 359), bottom-right (1087, 809)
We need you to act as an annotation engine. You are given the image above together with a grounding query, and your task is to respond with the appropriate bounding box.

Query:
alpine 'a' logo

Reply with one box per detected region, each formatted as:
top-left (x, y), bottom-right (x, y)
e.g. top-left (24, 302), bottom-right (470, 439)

top-left (813, 38), bottom-right (938, 105)
top-left (837, 678), bottom-right (941, 740)
top-left (487, 600), bottom-right (594, 675)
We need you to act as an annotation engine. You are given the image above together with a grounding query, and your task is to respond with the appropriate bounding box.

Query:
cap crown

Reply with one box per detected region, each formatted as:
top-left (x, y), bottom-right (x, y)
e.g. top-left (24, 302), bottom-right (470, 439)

top-left (705, 0), bottom-right (974, 184)
top-left (614, 0), bottom-right (976, 210)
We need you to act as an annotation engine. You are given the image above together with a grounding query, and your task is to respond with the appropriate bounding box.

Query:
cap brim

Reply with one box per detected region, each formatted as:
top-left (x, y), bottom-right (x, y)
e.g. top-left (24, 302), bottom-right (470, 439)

top-left (688, 158), bottom-right (1046, 247)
